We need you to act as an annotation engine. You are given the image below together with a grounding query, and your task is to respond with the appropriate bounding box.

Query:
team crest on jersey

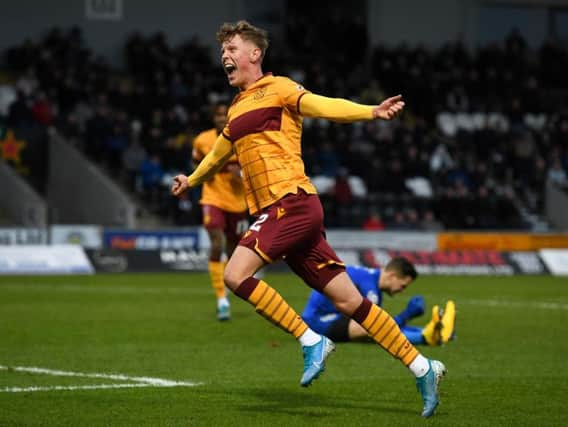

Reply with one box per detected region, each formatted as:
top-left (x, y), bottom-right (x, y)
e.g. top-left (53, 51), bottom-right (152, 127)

top-left (253, 88), bottom-right (266, 100)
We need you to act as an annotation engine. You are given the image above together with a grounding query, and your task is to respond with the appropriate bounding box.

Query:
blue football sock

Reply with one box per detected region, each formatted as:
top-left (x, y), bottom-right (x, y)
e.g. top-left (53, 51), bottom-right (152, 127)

top-left (394, 313), bottom-right (405, 326)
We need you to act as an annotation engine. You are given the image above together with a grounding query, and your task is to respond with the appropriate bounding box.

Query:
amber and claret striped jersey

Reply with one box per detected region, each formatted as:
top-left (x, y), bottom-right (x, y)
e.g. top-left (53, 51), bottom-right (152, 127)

top-left (222, 74), bottom-right (317, 215)
top-left (192, 128), bottom-right (248, 213)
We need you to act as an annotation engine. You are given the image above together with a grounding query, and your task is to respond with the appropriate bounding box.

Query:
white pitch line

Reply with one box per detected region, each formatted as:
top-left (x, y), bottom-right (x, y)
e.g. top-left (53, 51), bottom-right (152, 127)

top-left (2, 384), bottom-right (154, 393)
top-left (0, 284), bottom-right (207, 295)
top-left (456, 299), bottom-right (568, 311)
top-left (0, 365), bottom-right (197, 386)
top-left (0, 365), bottom-right (202, 393)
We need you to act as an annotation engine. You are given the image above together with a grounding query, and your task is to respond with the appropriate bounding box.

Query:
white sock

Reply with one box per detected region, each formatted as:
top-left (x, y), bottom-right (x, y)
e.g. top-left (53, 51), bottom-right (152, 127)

top-left (408, 354), bottom-right (430, 378)
top-left (217, 297), bottom-right (229, 308)
top-left (298, 328), bottom-right (322, 347)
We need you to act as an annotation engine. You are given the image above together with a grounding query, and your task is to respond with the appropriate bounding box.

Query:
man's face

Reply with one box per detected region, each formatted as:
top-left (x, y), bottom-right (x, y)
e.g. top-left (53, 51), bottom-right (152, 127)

top-left (221, 35), bottom-right (258, 88)
top-left (213, 105), bottom-right (228, 132)
top-left (381, 270), bottom-right (413, 296)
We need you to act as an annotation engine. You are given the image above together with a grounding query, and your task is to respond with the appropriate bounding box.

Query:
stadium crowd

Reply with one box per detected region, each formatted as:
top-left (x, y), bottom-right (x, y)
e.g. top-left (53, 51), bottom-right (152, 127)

top-left (1, 25), bottom-right (568, 229)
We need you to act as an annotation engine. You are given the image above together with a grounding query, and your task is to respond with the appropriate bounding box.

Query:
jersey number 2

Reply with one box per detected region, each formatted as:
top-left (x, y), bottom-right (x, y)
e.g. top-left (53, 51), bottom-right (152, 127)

top-left (250, 213), bottom-right (269, 232)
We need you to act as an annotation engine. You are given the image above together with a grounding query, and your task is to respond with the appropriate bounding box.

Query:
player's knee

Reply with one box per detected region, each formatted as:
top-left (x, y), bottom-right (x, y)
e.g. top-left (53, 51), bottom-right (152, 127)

top-left (333, 300), bottom-right (355, 317)
top-left (223, 266), bottom-right (242, 291)
top-left (333, 296), bottom-right (364, 317)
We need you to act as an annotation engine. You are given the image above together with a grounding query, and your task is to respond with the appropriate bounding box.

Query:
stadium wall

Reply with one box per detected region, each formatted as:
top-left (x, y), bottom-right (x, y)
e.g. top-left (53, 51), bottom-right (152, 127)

top-left (1, 226), bottom-right (567, 276)
top-left (0, 0), bottom-right (255, 66)
top-left (546, 183), bottom-right (568, 231)
top-left (47, 135), bottom-right (137, 227)
top-left (0, 160), bottom-right (47, 226)
top-left (369, 0), bottom-right (555, 49)
top-left (369, 0), bottom-right (479, 48)
top-left (0, 0), bottom-right (556, 67)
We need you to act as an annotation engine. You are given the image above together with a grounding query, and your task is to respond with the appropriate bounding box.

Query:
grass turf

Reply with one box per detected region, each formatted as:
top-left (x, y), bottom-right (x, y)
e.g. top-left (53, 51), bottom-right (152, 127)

top-left (1, 273), bottom-right (567, 426)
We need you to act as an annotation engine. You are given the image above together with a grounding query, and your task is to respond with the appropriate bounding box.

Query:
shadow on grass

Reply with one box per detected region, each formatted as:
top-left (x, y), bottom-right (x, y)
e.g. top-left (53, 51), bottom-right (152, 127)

top-left (199, 385), bottom-right (415, 418)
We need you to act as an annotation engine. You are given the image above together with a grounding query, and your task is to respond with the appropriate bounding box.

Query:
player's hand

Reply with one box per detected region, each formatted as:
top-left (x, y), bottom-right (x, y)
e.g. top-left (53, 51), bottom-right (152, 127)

top-left (226, 163), bottom-right (242, 182)
top-left (372, 95), bottom-right (405, 120)
top-left (226, 163), bottom-right (240, 176)
top-left (171, 174), bottom-right (190, 196)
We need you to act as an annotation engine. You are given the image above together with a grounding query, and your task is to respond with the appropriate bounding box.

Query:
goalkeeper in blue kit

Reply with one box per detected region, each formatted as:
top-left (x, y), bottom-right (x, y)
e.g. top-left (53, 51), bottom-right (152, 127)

top-left (301, 257), bottom-right (456, 345)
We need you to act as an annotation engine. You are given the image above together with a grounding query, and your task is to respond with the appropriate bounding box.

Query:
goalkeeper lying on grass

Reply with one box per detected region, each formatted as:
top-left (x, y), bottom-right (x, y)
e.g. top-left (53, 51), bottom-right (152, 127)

top-left (302, 257), bottom-right (456, 345)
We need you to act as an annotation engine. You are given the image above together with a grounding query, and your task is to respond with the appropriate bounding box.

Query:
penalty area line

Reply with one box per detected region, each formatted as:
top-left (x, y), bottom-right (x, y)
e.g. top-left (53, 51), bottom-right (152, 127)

top-left (0, 365), bottom-right (202, 393)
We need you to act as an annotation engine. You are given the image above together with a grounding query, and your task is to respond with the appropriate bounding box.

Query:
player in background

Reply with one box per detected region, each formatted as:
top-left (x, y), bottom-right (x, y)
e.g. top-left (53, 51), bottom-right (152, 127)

top-left (192, 103), bottom-right (249, 320)
top-left (172, 20), bottom-right (446, 417)
top-left (302, 257), bottom-right (457, 345)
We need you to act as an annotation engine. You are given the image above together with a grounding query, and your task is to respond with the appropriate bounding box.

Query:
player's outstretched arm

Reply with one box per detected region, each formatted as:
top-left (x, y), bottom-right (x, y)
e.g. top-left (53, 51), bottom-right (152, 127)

top-left (171, 134), bottom-right (233, 196)
top-left (299, 93), bottom-right (404, 122)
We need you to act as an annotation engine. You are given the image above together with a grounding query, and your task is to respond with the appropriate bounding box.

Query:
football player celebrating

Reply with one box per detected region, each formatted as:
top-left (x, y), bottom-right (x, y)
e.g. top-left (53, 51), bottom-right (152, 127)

top-left (172, 20), bottom-right (446, 417)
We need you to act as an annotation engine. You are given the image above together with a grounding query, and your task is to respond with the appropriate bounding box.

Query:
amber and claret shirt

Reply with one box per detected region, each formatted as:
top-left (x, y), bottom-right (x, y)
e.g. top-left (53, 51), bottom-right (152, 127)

top-left (193, 128), bottom-right (248, 213)
top-left (223, 74), bottom-right (317, 215)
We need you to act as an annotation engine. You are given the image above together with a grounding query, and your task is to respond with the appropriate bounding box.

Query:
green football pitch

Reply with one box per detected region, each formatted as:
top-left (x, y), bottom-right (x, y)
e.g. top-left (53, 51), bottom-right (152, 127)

top-left (1, 273), bottom-right (567, 426)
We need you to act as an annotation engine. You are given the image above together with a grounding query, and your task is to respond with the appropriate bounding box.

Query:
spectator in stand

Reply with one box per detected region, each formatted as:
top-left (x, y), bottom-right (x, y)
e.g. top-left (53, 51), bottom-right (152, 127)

top-left (430, 143), bottom-right (454, 178)
top-left (420, 210), bottom-right (444, 231)
top-left (362, 210), bottom-right (385, 231)
top-left (144, 109), bottom-right (165, 155)
top-left (55, 111), bottom-right (81, 143)
top-left (390, 211), bottom-right (411, 230)
top-left (382, 158), bottom-right (408, 194)
top-left (332, 167), bottom-right (354, 227)
top-left (85, 104), bottom-right (113, 161)
top-left (15, 68), bottom-right (39, 97)
top-left (547, 158), bottom-right (568, 187)
top-left (476, 186), bottom-right (499, 229)
top-left (333, 168), bottom-right (353, 205)
top-left (122, 121), bottom-right (147, 191)
top-left (139, 154), bottom-right (165, 209)
top-left (406, 208), bottom-right (420, 229)
top-left (318, 141), bottom-right (339, 177)
top-left (106, 120), bottom-right (130, 174)
top-left (7, 91), bottom-right (34, 126)
top-left (527, 156), bottom-right (548, 211)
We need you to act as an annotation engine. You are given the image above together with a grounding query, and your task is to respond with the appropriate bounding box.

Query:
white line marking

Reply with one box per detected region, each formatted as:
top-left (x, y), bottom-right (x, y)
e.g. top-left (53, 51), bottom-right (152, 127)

top-left (2, 384), bottom-right (153, 393)
top-left (0, 284), bottom-right (208, 295)
top-left (456, 299), bottom-right (568, 311)
top-left (0, 365), bottom-right (202, 393)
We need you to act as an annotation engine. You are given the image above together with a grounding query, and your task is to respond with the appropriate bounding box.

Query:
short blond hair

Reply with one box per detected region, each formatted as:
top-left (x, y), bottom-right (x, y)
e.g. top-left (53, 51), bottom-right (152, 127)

top-left (216, 20), bottom-right (269, 59)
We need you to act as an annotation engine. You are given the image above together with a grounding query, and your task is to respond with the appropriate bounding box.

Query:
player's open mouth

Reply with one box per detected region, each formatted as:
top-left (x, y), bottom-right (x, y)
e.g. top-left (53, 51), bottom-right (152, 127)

top-left (224, 64), bottom-right (236, 75)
